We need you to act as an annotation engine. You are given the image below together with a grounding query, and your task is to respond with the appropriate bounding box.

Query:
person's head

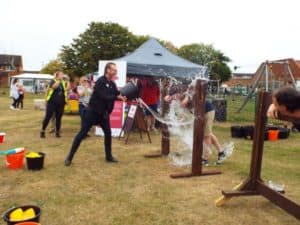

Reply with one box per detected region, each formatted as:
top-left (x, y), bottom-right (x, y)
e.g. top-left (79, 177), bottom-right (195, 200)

top-left (80, 76), bottom-right (88, 85)
top-left (104, 62), bottom-right (117, 80)
top-left (13, 78), bottom-right (19, 84)
top-left (54, 71), bottom-right (64, 80)
top-left (273, 86), bottom-right (300, 113)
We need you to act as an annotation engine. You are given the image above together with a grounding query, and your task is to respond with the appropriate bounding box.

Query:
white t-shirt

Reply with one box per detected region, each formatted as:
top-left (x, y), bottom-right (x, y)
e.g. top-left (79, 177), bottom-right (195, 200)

top-left (10, 83), bottom-right (20, 99)
top-left (77, 85), bottom-right (92, 106)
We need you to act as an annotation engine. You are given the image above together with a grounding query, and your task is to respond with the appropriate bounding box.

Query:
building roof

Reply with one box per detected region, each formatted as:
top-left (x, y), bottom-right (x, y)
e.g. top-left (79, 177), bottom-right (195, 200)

top-left (252, 58), bottom-right (300, 83)
top-left (115, 38), bottom-right (207, 78)
top-left (224, 78), bottom-right (253, 87)
top-left (232, 73), bottom-right (254, 78)
top-left (11, 73), bottom-right (53, 80)
top-left (0, 54), bottom-right (22, 67)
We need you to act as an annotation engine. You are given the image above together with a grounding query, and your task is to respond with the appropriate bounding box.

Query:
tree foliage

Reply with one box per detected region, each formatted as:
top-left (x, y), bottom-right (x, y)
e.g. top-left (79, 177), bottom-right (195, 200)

top-left (59, 22), bottom-right (148, 77)
top-left (41, 22), bottom-right (231, 81)
top-left (177, 43), bottom-right (231, 81)
top-left (40, 59), bottom-right (65, 75)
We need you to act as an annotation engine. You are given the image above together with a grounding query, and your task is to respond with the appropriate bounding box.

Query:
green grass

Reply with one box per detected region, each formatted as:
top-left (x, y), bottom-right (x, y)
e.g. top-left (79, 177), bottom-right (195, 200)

top-left (0, 88), bottom-right (300, 225)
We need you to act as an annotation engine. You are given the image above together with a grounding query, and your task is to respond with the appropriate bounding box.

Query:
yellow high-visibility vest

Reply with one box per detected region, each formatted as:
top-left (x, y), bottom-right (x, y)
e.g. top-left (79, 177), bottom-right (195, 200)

top-left (46, 79), bottom-right (67, 103)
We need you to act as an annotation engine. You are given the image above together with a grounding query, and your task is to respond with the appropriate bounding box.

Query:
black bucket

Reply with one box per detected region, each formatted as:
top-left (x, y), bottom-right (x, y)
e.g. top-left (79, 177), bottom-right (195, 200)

top-left (120, 81), bottom-right (139, 100)
top-left (2, 205), bottom-right (41, 225)
top-left (26, 152), bottom-right (45, 171)
top-left (230, 126), bottom-right (244, 138)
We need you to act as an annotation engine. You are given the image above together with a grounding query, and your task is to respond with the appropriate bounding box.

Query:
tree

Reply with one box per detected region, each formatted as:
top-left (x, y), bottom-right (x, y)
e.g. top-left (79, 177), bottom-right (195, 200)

top-left (59, 22), bottom-right (148, 78)
top-left (40, 59), bottom-right (65, 75)
top-left (177, 43), bottom-right (231, 81)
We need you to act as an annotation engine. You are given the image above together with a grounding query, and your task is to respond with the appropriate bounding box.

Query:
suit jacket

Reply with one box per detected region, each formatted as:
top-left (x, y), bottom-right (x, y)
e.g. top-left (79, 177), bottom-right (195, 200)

top-left (89, 76), bottom-right (120, 115)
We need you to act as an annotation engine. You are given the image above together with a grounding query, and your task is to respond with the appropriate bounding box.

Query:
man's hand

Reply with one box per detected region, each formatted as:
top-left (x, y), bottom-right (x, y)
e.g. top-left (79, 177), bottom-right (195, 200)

top-left (267, 104), bottom-right (278, 118)
top-left (164, 95), bottom-right (173, 102)
top-left (117, 95), bottom-right (127, 102)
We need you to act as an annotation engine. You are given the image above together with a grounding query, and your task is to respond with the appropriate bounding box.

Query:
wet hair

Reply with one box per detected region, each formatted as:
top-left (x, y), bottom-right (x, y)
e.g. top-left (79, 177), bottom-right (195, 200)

top-left (168, 84), bottom-right (189, 96)
top-left (104, 62), bottom-right (116, 74)
top-left (274, 86), bottom-right (300, 112)
top-left (13, 78), bottom-right (19, 84)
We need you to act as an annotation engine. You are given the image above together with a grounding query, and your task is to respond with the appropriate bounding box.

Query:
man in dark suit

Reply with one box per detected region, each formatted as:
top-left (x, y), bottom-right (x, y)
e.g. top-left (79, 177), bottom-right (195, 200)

top-left (64, 62), bottom-right (127, 166)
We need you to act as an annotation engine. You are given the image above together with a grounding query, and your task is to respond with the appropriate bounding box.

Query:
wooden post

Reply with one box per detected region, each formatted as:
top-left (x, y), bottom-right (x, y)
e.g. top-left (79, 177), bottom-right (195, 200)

top-left (218, 91), bottom-right (300, 220)
top-left (144, 78), bottom-right (170, 158)
top-left (170, 79), bottom-right (221, 178)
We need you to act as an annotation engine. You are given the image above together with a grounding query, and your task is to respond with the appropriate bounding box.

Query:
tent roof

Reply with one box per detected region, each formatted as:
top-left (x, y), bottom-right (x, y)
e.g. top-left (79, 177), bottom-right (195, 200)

top-left (115, 38), bottom-right (207, 78)
top-left (11, 73), bottom-right (53, 80)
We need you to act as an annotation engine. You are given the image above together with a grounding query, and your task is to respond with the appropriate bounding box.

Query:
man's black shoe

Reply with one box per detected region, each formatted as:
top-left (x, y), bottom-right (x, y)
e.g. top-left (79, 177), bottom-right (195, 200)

top-left (64, 159), bottom-right (72, 166)
top-left (40, 131), bottom-right (45, 138)
top-left (106, 157), bottom-right (118, 163)
top-left (56, 133), bottom-right (61, 138)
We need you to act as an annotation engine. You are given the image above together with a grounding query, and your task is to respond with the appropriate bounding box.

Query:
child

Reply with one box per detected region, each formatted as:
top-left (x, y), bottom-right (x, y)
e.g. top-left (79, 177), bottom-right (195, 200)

top-left (16, 84), bottom-right (25, 109)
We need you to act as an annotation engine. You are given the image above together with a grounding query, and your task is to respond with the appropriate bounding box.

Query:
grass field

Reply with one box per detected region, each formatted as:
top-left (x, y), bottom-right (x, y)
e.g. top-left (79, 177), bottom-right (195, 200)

top-left (0, 89), bottom-right (300, 225)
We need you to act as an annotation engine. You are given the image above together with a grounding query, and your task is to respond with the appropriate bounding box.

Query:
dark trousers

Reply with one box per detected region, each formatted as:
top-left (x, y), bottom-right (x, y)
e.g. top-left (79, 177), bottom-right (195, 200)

top-left (12, 98), bottom-right (18, 108)
top-left (66, 109), bottom-right (112, 161)
top-left (42, 101), bottom-right (64, 133)
top-left (16, 95), bottom-right (24, 109)
top-left (79, 103), bottom-right (87, 128)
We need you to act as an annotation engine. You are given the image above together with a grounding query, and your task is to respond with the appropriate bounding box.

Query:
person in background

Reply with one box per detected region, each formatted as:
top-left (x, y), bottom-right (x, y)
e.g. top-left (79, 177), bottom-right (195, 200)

top-left (164, 82), bottom-right (227, 165)
top-left (267, 86), bottom-right (300, 131)
top-left (141, 77), bottom-right (160, 131)
top-left (77, 76), bottom-right (93, 130)
top-left (40, 71), bottom-right (70, 138)
top-left (64, 62), bottom-right (127, 166)
top-left (10, 78), bottom-right (20, 110)
top-left (44, 81), bottom-right (56, 134)
top-left (267, 86), bottom-right (300, 118)
top-left (16, 84), bottom-right (25, 109)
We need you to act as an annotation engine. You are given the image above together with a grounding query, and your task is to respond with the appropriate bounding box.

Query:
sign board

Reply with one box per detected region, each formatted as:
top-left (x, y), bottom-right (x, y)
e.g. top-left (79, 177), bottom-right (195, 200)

top-left (119, 104), bottom-right (151, 144)
top-left (95, 61), bottom-right (127, 137)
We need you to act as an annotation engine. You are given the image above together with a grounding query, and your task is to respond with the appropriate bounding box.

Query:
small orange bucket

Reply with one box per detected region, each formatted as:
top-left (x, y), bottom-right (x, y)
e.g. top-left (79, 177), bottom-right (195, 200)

top-left (6, 149), bottom-right (25, 170)
top-left (268, 130), bottom-right (279, 141)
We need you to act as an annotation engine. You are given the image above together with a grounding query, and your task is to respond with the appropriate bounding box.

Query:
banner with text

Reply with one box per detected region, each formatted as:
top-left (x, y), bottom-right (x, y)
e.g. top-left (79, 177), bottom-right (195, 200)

top-left (95, 61), bottom-right (127, 137)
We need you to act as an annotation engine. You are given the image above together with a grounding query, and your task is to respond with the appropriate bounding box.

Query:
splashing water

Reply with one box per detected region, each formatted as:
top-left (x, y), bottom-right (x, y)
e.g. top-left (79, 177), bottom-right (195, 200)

top-left (140, 74), bottom-right (234, 167)
top-left (163, 81), bottom-right (234, 167)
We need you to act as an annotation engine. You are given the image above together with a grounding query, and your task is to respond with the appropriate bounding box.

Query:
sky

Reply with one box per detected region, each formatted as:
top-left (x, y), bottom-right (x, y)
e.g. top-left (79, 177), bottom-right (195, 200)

top-left (1, 0), bottom-right (300, 73)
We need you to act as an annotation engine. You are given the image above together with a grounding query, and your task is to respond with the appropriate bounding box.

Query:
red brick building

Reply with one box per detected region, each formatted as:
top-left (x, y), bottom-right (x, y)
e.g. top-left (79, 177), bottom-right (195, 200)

top-left (0, 54), bottom-right (23, 88)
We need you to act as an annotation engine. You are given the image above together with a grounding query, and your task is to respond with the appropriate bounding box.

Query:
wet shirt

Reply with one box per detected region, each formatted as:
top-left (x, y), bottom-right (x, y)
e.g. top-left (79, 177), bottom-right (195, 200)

top-left (205, 100), bottom-right (214, 113)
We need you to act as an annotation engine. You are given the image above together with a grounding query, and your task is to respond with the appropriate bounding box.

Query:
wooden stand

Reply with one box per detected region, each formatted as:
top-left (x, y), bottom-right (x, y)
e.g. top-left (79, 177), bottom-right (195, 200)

top-left (119, 104), bottom-right (151, 144)
top-left (170, 79), bottom-right (221, 179)
top-left (144, 78), bottom-right (170, 158)
top-left (217, 91), bottom-right (300, 220)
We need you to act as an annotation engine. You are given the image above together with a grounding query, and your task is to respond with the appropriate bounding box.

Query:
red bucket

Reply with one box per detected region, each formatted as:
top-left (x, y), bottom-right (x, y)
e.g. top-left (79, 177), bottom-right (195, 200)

top-left (268, 130), bottom-right (279, 141)
top-left (0, 133), bottom-right (6, 143)
top-left (6, 149), bottom-right (25, 170)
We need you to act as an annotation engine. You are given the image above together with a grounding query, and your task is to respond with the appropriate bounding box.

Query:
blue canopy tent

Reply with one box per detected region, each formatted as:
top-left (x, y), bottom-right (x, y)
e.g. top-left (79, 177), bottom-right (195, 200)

top-left (114, 38), bottom-right (207, 79)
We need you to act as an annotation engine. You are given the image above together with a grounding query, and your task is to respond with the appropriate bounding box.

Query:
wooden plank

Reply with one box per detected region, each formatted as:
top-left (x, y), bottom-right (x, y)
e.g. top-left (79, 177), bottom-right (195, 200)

top-left (256, 181), bottom-right (300, 220)
top-left (222, 190), bottom-right (258, 197)
top-left (249, 92), bottom-right (271, 180)
top-left (191, 79), bottom-right (206, 174)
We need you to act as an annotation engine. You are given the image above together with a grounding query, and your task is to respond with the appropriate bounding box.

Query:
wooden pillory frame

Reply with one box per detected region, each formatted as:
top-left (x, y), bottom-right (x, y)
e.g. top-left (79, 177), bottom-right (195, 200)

top-left (170, 79), bottom-right (221, 178)
top-left (144, 79), bottom-right (221, 177)
top-left (144, 78), bottom-right (170, 158)
top-left (216, 91), bottom-right (300, 220)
